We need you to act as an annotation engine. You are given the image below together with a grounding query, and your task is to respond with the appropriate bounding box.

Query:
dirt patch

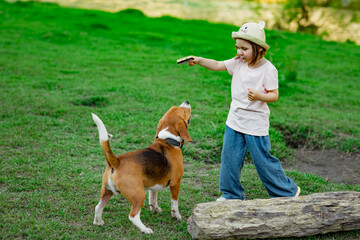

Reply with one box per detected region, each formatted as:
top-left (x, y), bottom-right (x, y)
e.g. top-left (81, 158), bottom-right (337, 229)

top-left (284, 149), bottom-right (360, 185)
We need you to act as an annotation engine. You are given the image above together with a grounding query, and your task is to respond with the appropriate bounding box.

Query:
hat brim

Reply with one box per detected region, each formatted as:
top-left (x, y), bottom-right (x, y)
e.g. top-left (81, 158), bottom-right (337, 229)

top-left (232, 32), bottom-right (270, 50)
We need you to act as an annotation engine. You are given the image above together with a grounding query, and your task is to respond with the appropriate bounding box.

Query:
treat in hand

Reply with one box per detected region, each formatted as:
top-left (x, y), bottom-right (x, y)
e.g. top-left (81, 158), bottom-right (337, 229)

top-left (177, 56), bottom-right (195, 64)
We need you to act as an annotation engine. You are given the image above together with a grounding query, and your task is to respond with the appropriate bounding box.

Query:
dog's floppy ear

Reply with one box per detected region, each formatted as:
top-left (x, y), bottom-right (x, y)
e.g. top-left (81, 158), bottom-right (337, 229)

top-left (175, 120), bottom-right (192, 142)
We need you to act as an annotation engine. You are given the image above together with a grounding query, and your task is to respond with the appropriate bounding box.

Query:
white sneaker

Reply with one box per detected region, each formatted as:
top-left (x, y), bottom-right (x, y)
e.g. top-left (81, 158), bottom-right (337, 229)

top-left (216, 196), bottom-right (227, 201)
top-left (294, 187), bottom-right (301, 197)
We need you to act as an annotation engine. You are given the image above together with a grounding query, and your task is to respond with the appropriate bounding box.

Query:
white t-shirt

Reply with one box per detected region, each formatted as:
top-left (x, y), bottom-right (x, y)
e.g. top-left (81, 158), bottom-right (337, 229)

top-left (223, 58), bottom-right (278, 136)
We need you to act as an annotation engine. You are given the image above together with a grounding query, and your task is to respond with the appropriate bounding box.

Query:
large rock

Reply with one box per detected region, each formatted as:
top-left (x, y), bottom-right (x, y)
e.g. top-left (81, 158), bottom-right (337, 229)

top-left (187, 191), bottom-right (360, 239)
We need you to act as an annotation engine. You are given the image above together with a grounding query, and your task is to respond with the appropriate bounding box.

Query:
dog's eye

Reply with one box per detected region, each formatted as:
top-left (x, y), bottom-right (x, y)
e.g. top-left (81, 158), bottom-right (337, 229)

top-left (188, 116), bottom-right (191, 124)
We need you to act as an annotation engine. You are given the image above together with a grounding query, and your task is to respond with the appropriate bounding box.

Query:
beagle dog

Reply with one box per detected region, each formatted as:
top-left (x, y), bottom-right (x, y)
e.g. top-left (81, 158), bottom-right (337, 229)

top-left (92, 101), bottom-right (192, 234)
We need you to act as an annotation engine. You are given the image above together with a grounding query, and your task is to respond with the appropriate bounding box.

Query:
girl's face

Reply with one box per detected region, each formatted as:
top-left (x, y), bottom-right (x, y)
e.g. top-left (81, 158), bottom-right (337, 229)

top-left (235, 39), bottom-right (253, 63)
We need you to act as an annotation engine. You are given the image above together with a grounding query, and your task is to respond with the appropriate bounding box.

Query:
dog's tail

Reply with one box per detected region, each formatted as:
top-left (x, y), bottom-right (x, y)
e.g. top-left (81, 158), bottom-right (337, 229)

top-left (91, 113), bottom-right (119, 169)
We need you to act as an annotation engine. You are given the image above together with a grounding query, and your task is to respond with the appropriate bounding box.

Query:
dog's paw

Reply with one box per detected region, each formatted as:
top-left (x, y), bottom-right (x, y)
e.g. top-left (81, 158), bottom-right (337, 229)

top-left (141, 227), bottom-right (154, 234)
top-left (171, 210), bottom-right (182, 220)
top-left (93, 218), bottom-right (104, 226)
top-left (150, 206), bottom-right (162, 213)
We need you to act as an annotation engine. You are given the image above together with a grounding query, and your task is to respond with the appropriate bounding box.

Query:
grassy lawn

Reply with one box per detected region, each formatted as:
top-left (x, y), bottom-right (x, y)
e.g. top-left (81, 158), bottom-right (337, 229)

top-left (0, 1), bottom-right (359, 239)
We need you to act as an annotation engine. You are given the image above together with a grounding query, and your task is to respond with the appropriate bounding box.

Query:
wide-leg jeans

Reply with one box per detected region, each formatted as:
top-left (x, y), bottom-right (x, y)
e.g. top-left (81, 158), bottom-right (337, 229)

top-left (219, 125), bottom-right (298, 200)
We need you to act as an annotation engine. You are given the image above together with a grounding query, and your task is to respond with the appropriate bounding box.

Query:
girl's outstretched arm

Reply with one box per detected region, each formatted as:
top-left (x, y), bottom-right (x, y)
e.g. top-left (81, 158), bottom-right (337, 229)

top-left (189, 57), bottom-right (226, 71)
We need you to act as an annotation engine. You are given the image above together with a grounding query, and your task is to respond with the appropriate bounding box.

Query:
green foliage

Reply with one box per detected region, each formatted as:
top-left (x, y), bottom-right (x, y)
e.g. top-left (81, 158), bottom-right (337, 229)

top-left (0, 0), bottom-right (359, 239)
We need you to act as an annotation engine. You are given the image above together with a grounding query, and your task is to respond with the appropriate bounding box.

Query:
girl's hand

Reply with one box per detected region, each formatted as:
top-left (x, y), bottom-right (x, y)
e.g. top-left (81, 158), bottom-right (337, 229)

top-left (248, 88), bottom-right (279, 103)
top-left (188, 57), bottom-right (200, 66)
top-left (248, 88), bottom-right (261, 101)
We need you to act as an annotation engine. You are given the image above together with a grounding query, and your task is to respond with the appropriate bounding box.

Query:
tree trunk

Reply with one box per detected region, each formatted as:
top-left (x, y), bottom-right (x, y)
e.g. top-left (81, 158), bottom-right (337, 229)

top-left (187, 191), bottom-right (360, 239)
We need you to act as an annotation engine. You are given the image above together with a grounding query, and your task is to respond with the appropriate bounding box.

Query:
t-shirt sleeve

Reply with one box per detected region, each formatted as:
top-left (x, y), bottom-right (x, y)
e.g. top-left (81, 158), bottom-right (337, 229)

top-left (223, 58), bottom-right (237, 76)
top-left (264, 65), bottom-right (278, 90)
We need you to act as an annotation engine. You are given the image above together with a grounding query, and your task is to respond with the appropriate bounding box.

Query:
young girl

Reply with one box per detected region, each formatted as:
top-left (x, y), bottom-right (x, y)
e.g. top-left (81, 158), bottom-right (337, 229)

top-left (187, 21), bottom-right (300, 200)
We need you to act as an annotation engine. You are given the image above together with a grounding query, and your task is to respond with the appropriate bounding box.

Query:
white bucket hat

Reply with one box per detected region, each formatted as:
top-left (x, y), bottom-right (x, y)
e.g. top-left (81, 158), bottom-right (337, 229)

top-left (232, 21), bottom-right (270, 50)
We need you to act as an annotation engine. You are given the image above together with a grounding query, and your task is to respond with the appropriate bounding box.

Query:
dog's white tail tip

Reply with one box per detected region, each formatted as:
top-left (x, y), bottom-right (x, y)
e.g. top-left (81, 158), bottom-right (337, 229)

top-left (91, 113), bottom-right (109, 142)
top-left (91, 113), bottom-right (100, 122)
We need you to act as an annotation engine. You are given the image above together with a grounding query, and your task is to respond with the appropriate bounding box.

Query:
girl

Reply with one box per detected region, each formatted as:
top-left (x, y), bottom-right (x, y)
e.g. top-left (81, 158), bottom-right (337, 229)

top-left (187, 21), bottom-right (300, 200)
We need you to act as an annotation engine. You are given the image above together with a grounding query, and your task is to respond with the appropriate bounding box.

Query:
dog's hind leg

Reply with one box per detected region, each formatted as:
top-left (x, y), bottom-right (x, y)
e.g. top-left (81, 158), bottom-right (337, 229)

top-left (149, 190), bottom-right (162, 213)
top-left (127, 190), bottom-right (153, 234)
top-left (129, 209), bottom-right (153, 234)
top-left (94, 187), bottom-right (113, 226)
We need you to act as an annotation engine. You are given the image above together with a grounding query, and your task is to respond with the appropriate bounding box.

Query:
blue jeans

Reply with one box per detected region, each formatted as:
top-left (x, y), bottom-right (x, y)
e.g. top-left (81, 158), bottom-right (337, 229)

top-left (219, 125), bottom-right (298, 200)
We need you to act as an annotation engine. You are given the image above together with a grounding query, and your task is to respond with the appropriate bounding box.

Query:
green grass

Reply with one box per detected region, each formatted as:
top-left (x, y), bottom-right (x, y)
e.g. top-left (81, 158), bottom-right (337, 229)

top-left (0, 1), bottom-right (359, 239)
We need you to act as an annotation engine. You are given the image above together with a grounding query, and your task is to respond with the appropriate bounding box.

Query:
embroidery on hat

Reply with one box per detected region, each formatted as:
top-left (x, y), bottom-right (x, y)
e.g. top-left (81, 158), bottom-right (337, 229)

top-left (240, 26), bottom-right (248, 33)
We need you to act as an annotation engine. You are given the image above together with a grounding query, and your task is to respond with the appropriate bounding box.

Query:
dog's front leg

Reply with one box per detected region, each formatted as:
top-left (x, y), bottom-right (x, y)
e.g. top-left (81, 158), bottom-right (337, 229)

top-left (149, 190), bottom-right (162, 213)
top-left (170, 184), bottom-right (181, 220)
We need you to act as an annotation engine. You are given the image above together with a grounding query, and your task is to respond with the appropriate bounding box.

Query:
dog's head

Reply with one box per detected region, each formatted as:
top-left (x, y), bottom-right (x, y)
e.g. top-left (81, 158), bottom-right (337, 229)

top-left (155, 101), bottom-right (192, 145)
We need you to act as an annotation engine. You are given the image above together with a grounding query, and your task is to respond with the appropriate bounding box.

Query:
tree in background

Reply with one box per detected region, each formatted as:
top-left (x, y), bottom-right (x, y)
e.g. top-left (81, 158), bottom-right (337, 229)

top-left (281, 0), bottom-right (359, 34)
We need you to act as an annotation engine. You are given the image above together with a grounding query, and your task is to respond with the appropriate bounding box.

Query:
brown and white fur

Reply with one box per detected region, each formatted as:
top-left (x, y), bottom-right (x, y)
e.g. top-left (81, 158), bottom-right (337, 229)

top-left (92, 101), bottom-right (192, 234)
